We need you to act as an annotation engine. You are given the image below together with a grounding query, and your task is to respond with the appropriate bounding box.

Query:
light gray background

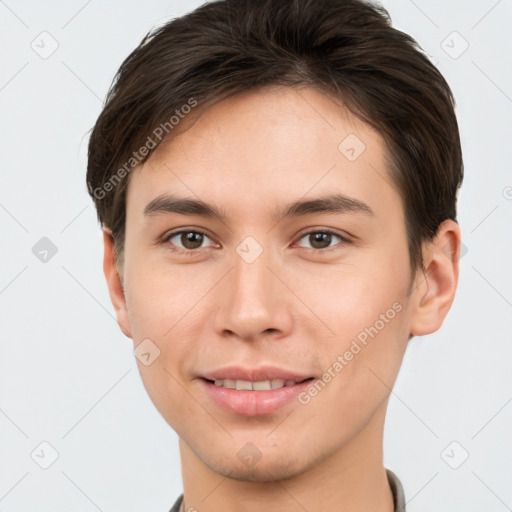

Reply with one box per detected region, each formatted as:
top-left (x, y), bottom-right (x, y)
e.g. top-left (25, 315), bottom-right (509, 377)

top-left (1, 1), bottom-right (511, 511)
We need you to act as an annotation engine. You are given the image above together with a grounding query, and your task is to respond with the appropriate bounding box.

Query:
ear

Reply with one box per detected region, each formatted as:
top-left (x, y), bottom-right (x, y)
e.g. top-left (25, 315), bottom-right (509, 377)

top-left (102, 229), bottom-right (132, 338)
top-left (409, 219), bottom-right (461, 336)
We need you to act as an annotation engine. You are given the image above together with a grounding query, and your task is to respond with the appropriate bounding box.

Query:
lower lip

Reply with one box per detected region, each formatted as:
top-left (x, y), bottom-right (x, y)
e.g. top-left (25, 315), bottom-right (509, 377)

top-left (199, 378), bottom-right (313, 416)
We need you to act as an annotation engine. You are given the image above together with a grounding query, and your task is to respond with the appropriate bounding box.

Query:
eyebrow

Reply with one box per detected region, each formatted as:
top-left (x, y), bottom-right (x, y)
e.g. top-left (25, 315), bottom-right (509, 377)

top-left (143, 193), bottom-right (374, 222)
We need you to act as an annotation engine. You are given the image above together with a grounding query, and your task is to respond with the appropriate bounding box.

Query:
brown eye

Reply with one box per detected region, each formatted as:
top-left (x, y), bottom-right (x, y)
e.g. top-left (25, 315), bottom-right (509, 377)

top-left (296, 230), bottom-right (347, 251)
top-left (180, 232), bottom-right (204, 250)
top-left (166, 230), bottom-right (215, 251)
top-left (309, 232), bottom-right (332, 249)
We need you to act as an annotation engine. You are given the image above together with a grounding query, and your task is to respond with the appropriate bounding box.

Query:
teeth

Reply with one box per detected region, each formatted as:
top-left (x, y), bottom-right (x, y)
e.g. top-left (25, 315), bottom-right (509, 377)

top-left (252, 380), bottom-right (271, 391)
top-left (236, 380), bottom-right (253, 391)
top-left (216, 379), bottom-right (235, 389)
top-left (271, 379), bottom-right (285, 389)
top-left (212, 378), bottom-right (296, 390)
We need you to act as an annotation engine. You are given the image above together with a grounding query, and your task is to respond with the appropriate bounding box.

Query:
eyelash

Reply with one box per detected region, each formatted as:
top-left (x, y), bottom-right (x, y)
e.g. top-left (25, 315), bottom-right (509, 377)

top-left (162, 228), bottom-right (350, 256)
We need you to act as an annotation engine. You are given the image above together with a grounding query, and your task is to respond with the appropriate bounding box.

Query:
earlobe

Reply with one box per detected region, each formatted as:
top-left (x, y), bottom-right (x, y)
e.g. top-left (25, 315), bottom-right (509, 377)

top-left (102, 229), bottom-right (132, 338)
top-left (409, 219), bottom-right (461, 336)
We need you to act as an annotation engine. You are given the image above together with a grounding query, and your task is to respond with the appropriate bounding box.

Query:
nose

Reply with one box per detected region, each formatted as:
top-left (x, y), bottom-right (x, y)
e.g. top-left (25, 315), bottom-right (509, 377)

top-left (212, 243), bottom-right (294, 342)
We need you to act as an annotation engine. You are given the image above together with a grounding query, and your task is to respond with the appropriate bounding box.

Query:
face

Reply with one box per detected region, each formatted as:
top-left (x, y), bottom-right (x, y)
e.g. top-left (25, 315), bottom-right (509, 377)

top-left (107, 86), bottom-right (445, 482)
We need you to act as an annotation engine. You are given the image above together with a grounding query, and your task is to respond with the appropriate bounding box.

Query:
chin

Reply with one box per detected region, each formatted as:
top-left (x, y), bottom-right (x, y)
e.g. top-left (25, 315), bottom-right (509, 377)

top-left (195, 442), bottom-right (319, 483)
top-left (209, 459), bottom-right (307, 483)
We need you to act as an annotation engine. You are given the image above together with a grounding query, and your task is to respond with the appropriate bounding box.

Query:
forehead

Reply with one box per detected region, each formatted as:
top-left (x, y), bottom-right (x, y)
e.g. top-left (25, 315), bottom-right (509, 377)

top-left (126, 85), bottom-right (403, 225)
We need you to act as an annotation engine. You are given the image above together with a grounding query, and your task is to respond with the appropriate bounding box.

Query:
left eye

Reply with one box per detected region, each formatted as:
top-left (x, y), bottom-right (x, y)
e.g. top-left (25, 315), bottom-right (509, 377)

top-left (296, 231), bottom-right (346, 251)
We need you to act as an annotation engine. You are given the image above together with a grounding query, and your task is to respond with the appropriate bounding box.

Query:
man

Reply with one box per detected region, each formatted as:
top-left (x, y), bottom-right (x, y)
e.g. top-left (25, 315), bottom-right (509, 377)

top-left (86, 0), bottom-right (463, 510)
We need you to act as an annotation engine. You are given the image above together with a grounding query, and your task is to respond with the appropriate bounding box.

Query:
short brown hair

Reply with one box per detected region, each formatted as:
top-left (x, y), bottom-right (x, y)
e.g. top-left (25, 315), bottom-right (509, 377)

top-left (86, 0), bottom-right (463, 273)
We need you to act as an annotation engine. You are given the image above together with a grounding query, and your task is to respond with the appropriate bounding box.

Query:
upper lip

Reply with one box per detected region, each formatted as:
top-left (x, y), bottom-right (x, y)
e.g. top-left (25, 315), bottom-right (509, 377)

top-left (201, 366), bottom-right (313, 382)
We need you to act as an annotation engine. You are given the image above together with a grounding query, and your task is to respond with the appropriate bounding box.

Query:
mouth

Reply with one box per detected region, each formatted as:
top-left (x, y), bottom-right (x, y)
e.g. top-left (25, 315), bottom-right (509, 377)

top-left (197, 367), bottom-right (315, 416)
top-left (202, 377), bottom-right (313, 390)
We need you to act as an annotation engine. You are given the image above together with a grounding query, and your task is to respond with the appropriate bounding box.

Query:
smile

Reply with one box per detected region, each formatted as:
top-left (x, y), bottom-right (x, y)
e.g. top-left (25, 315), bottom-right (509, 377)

top-left (210, 378), bottom-right (309, 390)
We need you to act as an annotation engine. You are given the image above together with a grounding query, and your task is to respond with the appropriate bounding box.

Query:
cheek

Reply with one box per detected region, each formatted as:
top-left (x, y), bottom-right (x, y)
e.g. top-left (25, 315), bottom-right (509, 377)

top-left (123, 258), bottom-right (216, 389)
top-left (123, 263), bottom-right (198, 426)
top-left (302, 299), bottom-right (409, 441)
top-left (321, 289), bottom-right (407, 383)
top-left (305, 260), bottom-right (410, 400)
top-left (124, 276), bottom-right (170, 342)
top-left (307, 258), bottom-right (407, 336)
top-left (123, 252), bottom-right (201, 339)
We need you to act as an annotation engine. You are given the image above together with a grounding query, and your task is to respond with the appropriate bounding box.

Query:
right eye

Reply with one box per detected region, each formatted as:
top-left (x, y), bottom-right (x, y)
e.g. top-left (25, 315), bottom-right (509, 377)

top-left (164, 229), bottom-right (218, 252)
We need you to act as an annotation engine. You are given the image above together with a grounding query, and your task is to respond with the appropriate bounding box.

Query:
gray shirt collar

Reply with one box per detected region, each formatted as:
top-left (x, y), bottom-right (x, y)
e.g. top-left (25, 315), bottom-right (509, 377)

top-left (171, 467), bottom-right (406, 512)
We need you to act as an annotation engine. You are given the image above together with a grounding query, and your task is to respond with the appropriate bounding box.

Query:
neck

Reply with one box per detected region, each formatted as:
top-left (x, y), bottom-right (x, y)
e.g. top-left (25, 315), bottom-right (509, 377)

top-left (179, 400), bottom-right (394, 512)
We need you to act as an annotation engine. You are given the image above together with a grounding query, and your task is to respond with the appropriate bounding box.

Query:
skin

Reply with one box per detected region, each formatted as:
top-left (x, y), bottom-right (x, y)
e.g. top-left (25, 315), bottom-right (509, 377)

top-left (103, 85), bottom-right (460, 512)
